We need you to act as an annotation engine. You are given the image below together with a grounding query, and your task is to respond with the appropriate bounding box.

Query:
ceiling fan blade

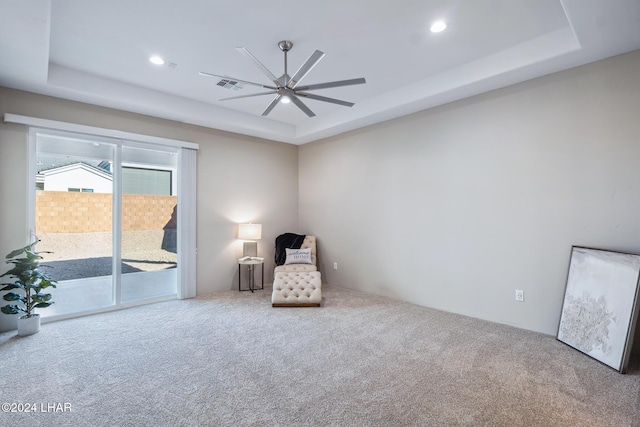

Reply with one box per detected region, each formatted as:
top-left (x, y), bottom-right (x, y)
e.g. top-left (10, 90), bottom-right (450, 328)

top-left (287, 50), bottom-right (325, 89)
top-left (296, 92), bottom-right (354, 107)
top-left (290, 96), bottom-right (316, 117)
top-left (199, 72), bottom-right (278, 90)
top-left (219, 91), bottom-right (277, 101)
top-left (296, 77), bottom-right (366, 91)
top-left (236, 47), bottom-right (281, 87)
top-left (261, 95), bottom-right (281, 116)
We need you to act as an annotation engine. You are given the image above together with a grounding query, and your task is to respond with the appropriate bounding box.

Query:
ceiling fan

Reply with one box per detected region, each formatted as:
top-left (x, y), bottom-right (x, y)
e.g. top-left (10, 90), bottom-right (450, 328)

top-left (199, 40), bottom-right (366, 118)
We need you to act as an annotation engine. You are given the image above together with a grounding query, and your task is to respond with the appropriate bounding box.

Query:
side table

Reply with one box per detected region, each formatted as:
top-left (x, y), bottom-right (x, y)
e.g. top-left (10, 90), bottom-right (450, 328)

top-left (238, 257), bottom-right (264, 292)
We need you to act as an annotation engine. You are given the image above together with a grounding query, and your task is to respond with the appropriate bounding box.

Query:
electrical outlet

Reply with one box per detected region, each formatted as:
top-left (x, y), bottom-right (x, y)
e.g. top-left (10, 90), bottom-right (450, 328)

top-left (515, 290), bottom-right (524, 302)
top-left (333, 262), bottom-right (338, 270)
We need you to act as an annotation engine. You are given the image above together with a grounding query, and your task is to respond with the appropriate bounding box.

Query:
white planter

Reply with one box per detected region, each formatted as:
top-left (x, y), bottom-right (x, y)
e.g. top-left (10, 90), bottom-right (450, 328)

top-left (17, 314), bottom-right (41, 336)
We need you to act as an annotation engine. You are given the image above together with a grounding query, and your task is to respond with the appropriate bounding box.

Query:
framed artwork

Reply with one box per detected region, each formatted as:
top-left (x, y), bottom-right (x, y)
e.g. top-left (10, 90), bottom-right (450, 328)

top-left (557, 246), bottom-right (640, 373)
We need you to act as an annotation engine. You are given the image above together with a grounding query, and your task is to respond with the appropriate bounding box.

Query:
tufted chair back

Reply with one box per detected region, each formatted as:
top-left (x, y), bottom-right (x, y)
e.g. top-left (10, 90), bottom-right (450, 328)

top-left (299, 235), bottom-right (317, 266)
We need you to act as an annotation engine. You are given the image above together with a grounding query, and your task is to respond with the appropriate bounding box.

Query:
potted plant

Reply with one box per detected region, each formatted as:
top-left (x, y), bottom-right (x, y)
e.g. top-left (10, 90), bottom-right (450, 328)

top-left (0, 240), bottom-right (57, 336)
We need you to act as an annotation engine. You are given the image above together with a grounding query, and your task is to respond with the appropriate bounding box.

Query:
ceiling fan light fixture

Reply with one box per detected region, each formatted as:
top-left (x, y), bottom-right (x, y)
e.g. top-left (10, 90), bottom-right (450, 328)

top-left (202, 40), bottom-right (366, 118)
top-left (149, 55), bottom-right (165, 65)
top-left (430, 21), bottom-right (447, 33)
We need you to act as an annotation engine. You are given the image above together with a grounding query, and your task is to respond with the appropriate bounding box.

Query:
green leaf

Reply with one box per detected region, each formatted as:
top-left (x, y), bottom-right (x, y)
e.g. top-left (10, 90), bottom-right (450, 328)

top-left (1, 305), bottom-right (26, 315)
top-left (3, 292), bottom-right (22, 301)
top-left (34, 301), bottom-right (53, 308)
top-left (0, 269), bottom-right (18, 278)
top-left (0, 284), bottom-right (19, 291)
top-left (34, 302), bottom-right (52, 308)
top-left (6, 247), bottom-right (26, 259)
top-left (38, 278), bottom-right (57, 288)
top-left (31, 294), bottom-right (52, 303)
top-left (2, 265), bottom-right (30, 277)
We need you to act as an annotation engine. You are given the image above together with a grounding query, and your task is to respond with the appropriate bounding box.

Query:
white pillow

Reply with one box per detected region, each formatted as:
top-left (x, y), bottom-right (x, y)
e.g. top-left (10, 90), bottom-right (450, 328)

top-left (284, 247), bottom-right (312, 265)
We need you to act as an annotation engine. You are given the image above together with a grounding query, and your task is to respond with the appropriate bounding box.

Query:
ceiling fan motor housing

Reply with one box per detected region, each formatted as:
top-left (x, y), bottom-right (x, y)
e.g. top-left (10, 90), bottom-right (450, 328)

top-left (278, 40), bottom-right (293, 52)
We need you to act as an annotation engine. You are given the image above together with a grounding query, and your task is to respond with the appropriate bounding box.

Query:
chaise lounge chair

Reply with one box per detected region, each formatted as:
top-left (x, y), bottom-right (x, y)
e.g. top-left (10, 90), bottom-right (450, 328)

top-left (271, 233), bottom-right (322, 307)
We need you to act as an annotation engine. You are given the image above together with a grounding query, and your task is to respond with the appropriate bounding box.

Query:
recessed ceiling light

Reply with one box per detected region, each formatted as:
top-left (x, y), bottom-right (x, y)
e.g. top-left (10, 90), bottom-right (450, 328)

top-left (430, 21), bottom-right (447, 33)
top-left (149, 56), bottom-right (165, 65)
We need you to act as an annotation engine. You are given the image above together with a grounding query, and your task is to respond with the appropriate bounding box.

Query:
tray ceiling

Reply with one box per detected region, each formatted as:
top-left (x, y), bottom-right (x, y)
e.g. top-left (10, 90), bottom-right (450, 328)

top-left (1, 0), bottom-right (639, 144)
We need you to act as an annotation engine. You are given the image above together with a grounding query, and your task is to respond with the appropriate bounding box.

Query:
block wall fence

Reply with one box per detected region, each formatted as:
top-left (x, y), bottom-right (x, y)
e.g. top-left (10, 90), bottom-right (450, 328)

top-left (36, 191), bottom-right (177, 233)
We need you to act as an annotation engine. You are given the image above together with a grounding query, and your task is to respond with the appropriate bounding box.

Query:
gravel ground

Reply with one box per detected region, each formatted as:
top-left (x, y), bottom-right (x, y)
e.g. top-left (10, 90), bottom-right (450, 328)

top-left (37, 231), bottom-right (176, 281)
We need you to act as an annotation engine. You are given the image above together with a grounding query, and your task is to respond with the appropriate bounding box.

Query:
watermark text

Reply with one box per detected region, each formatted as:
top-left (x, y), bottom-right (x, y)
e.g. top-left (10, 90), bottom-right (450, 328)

top-left (2, 402), bottom-right (71, 413)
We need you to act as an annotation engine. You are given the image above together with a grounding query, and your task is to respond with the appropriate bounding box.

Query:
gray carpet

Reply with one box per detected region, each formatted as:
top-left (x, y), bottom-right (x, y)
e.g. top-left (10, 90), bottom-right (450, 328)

top-left (1, 286), bottom-right (638, 426)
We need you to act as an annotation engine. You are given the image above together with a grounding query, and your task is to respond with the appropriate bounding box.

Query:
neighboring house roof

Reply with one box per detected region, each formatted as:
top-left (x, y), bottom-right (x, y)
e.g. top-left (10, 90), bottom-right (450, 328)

top-left (36, 155), bottom-right (111, 174)
top-left (40, 162), bottom-right (113, 181)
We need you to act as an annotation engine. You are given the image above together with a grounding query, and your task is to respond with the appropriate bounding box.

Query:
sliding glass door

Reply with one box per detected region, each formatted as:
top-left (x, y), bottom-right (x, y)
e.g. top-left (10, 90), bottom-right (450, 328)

top-left (35, 133), bottom-right (116, 316)
top-left (121, 144), bottom-right (178, 303)
top-left (33, 131), bottom-right (178, 318)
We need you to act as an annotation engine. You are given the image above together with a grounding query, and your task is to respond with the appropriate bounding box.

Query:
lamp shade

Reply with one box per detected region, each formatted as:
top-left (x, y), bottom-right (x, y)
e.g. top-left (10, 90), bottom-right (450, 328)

top-left (238, 223), bottom-right (262, 240)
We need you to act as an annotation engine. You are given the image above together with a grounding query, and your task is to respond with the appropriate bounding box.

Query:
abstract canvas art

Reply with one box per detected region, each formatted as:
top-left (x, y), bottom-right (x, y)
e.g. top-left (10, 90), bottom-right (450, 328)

top-left (557, 247), bottom-right (640, 373)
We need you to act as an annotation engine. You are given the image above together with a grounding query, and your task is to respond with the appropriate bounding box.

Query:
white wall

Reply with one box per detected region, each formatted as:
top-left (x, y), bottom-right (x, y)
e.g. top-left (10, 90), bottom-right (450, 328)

top-left (299, 50), bottom-right (640, 353)
top-left (0, 87), bottom-right (298, 331)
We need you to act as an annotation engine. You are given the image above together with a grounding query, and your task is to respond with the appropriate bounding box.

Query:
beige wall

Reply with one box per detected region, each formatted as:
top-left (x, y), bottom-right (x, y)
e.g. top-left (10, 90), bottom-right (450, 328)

top-left (0, 87), bottom-right (298, 300)
top-left (299, 50), bottom-right (640, 354)
top-left (3, 50), bottom-right (640, 354)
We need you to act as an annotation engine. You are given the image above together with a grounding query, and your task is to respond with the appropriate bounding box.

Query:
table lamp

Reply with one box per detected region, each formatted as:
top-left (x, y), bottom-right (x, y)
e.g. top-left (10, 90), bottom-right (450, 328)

top-left (238, 223), bottom-right (262, 257)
